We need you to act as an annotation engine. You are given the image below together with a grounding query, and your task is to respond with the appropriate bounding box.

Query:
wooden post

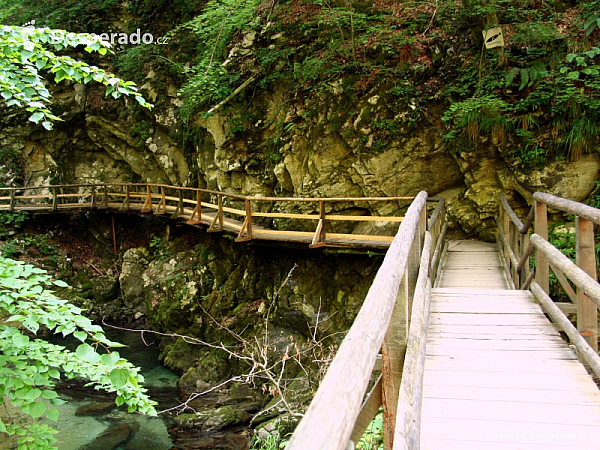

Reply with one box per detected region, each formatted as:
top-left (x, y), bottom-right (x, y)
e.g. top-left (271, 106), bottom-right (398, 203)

top-left (576, 217), bottom-right (598, 353)
top-left (111, 215), bottom-right (117, 257)
top-left (125, 185), bottom-right (130, 210)
top-left (218, 195), bottom-right (224, 229)
top-left (520, 232), bottom-right (530, 280)
top-left (382, 269), bottom-right (409, 450)
top-left (501, 203), bottom-right (511, 275)
top-left (510, 221), bottom-right (519, 287)
top-left (178, 188), bottom-right (184, 216)
top-left (9, 189), bottom-right (14, 212)
top-left (90, 185), bottom-right (96, 209)
top-left (319, 201), bottom-right (326, 244)
top-left (52, 188), bottom-right (57, 212)
top-left (102, 185), bottom-right (108, 208)
top-left (245, 198), bottom-right (252, 240)
top-left (196, 190), bottom-right (202, 222)
top-left (535, 200), bottom-right (549, 294)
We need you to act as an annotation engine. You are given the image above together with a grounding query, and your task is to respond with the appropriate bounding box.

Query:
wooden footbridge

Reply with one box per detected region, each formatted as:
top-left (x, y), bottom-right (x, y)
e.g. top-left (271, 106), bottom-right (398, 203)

top-left (286, 191), bottom-right (600, 450)
top-left (0, 183), bottom-right (422, 250)
top-left (3, 184), bottom-right (600, 448)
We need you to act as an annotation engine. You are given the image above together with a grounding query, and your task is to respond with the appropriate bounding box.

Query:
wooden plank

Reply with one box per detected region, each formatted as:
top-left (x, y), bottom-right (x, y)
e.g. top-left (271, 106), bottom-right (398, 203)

top-left (429, 313), bottom-right (551, 325)
top-left (422, 398), bottom-right (600, 424)
top-left (421, 439), bottom-right (600, 450)
top-left (420, 418), bottom-right (600, 444)
top-left (423, 384), bottom-right (600, 406)
top-left (427, 323), bottom-right (561, 334)
top-left (426, 346), bottom-right (577, 359)
top-left (424, 357), bottom-right (589, 374)
top-left (426, 339), bottom-right (567, 350)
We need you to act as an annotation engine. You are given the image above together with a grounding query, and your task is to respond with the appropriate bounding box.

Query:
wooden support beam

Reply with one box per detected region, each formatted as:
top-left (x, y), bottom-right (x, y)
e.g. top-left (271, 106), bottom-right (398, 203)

top-left (350, 375), bottom-right (382, 445)
top-left (549, 261), bottom-right (577, 305)
top-left (155, 186), bottom-right (166, 215)
top-left (236, 199), bottom-right (253, 242)
top-left (140, 185), bottom-right (152, 213)
top-left (531, 281), bottom-right (600, 378)
top-left (186, 191), bottom-right (202, 225)
top-left (208, 195), bottom-right (224, 232)
top-left (309, 202), bottom-right (327, 249)
top-left (530, 233), bottom-right (600, 309)
top-left (8, 189), bottom-right (14, 212)
top-left (309, 219), bottom-right (325, 249)
top-left (576, 217), bottom-right (598, 353)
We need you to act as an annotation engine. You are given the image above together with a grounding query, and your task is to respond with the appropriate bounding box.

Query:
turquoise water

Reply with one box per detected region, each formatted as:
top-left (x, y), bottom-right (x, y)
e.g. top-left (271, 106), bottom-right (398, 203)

top-left (45, 329), bottom-right (180, 450)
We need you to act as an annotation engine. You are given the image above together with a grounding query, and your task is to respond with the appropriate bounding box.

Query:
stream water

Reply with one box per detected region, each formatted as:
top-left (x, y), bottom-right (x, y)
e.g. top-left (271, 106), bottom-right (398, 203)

top-left (46, 329), bottom-right (180, 450)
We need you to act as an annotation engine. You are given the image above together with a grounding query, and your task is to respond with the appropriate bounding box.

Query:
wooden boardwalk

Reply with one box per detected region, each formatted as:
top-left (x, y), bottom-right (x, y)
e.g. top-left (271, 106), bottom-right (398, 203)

top-left (421, 240), bottom-right (600, 449)
top-left (0, 184), bottom-right (412, 250)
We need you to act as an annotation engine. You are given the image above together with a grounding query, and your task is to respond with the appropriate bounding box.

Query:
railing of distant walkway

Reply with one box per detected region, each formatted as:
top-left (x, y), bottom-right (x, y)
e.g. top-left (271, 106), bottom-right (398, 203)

top-left (0, 183), bottom-right (438, 248)
top-left (286, 191), bottom-right (447, 450)
top-left (497, 192), bottom-right (600, 377)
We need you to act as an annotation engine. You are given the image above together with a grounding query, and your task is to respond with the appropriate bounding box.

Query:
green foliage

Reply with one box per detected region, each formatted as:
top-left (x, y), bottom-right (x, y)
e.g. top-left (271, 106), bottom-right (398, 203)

top-left (506, 61), bottom-right (548, 91)
top-left (0, 0), bottom-right (119, 33)
top-left (175, 0), bottom-right (262, 117)
top-left (356, 411), bottom-right (383, 450)
top-left (0, 257), bottom-right (156, 448)
top-left (150, 236), bottom-right (171, 259)
top-left (0, 25), bottom-right (151, 129)
top-left (251, 432), bottom-right (289, 450)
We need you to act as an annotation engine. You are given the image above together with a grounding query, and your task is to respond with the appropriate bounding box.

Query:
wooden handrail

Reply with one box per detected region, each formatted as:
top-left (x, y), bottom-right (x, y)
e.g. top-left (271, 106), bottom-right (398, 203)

top-left (427, 198), bottom-right (445, 231)
top-left (285, 191), bottom-right (428, 450)
top-left (393, 231), bottom-right (432, 449)
top-left (530, 281), bottom-right (600, 377)
top-left (533, 192), bottom-right (600, 225)
top-left (530, 233), bottom-right (600, 309)
top-left (499, 193), bottom-right (524, 231)
top-left (497, 192), bottom-right (600, 356)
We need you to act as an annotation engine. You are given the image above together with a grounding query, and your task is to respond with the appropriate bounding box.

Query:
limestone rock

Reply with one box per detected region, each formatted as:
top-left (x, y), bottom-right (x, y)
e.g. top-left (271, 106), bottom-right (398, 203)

top-left (119, 248), bottom-right (150, 311)
top-left (511, 154), bottom-right (600, 202)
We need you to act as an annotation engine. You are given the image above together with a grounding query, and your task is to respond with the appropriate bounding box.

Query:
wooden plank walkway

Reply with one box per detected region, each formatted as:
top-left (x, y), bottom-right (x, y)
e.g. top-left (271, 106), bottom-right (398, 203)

top-left (0, 200), bottom-right (395, 250)
top-left (421, 240), bottom-right (600, 449)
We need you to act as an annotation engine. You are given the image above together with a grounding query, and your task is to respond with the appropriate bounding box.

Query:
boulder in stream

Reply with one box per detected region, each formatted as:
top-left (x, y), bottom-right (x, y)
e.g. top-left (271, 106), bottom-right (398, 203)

top-left (80, 422), bottom-right (139, 450)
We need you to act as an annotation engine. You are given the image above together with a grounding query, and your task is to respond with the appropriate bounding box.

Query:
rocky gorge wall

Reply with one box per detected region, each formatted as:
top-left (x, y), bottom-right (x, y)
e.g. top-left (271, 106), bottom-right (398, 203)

top-left (3, 71), bottom-right (599, 242)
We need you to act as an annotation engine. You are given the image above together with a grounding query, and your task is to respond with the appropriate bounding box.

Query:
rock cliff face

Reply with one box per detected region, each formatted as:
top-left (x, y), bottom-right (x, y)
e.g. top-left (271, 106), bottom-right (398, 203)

top-left (5, 76), bottom-right (598, 240)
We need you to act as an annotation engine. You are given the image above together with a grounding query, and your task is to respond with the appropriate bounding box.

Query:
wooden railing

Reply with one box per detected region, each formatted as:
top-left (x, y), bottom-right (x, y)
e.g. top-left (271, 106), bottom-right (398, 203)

top-left (286, 192), bottom-right (447, 450)
top-left (0, 183), bottom-right (435, 249)
top-left (497, 192), bottom-right (600, 375)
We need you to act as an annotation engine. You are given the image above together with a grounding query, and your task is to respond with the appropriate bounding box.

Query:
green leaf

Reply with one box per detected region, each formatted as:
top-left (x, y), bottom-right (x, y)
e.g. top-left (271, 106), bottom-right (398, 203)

top-left (25, 401), bottom-right (46, 419)
top-left (28, 112), bottom-right (44, 124)
top-left (115, 396), bottom-right (125, 406)
top-left (42, 121), bottom-right (52, 131)
top-left (73, 330), bottom-right (87, 342)
top-left (109, 368), bottom-right (129, 389)
top-left (45, 408), bottom-right (59, 421)
top-left (101, 353), bottom-right (120, 366)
